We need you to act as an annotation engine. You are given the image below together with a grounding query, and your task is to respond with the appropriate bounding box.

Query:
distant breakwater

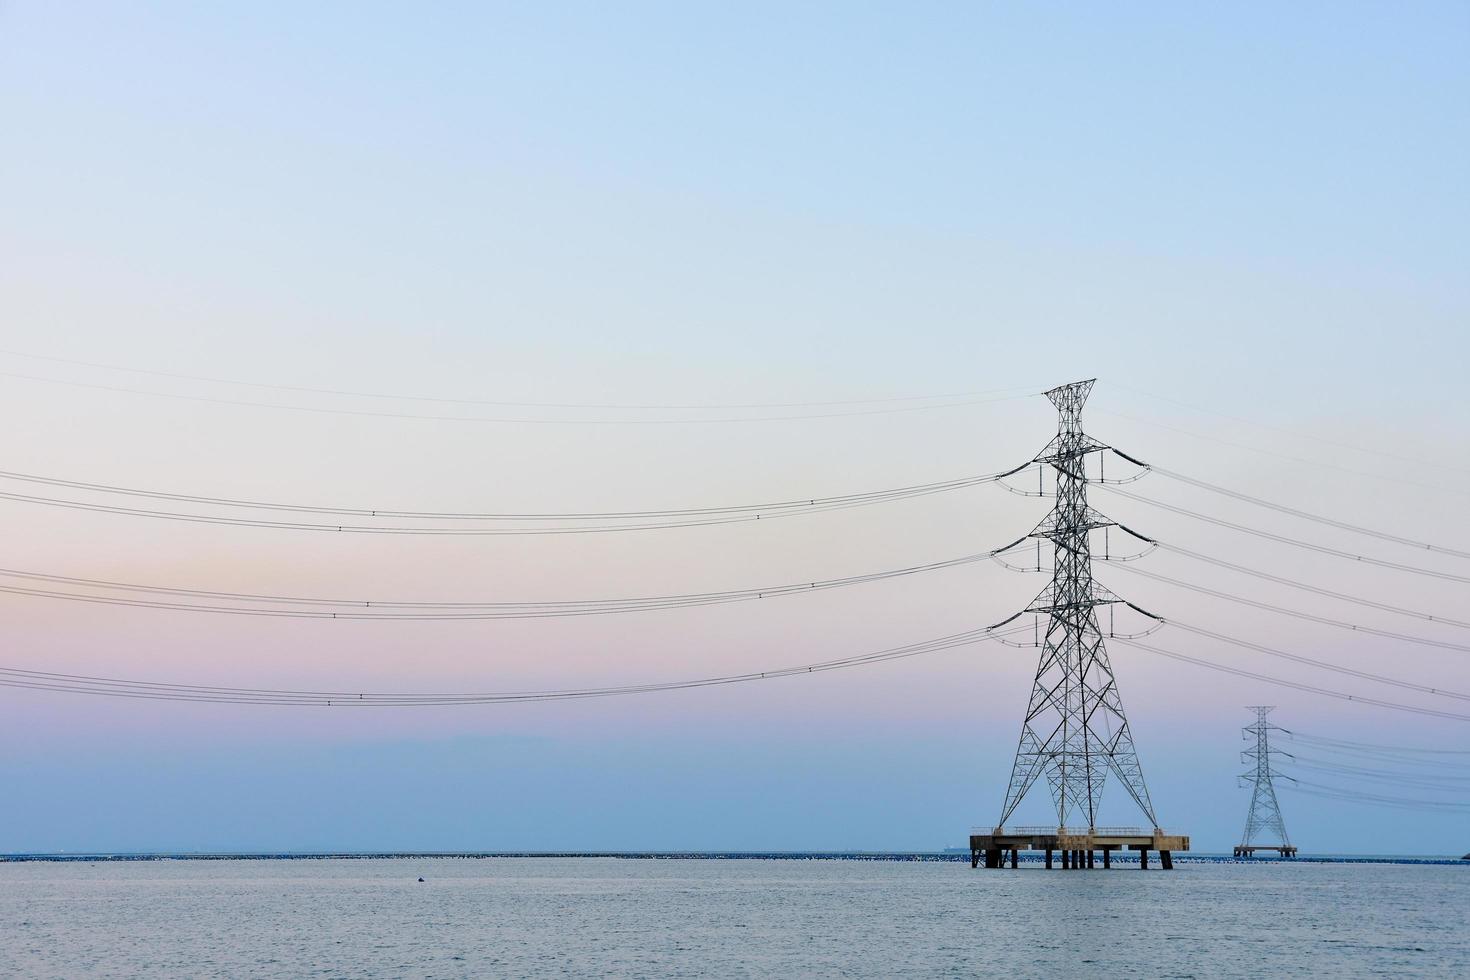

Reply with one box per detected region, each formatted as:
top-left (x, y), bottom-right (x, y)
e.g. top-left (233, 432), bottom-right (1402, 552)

top-left (2, 851), bottom-right (1466, 866)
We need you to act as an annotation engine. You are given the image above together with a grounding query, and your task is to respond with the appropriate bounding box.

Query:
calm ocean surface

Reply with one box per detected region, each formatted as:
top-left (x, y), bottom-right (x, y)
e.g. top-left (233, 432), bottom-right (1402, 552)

top-left (0, 857), bottom-right (1466, 978)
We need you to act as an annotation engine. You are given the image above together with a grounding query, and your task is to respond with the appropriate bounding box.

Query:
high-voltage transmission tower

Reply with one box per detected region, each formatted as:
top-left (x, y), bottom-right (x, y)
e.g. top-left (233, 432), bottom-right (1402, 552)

top-left (1234, 706), bottom-right (1298, 858)
top-left (972, 379), bottom-right (1187, 871)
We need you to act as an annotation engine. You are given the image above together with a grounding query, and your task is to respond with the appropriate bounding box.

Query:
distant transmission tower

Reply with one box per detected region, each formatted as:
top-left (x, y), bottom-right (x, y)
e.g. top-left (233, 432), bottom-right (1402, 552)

top-left (1235, 706), bottom-right (1297, 858)
top-left (996, 380), bottom-right (1160, 832)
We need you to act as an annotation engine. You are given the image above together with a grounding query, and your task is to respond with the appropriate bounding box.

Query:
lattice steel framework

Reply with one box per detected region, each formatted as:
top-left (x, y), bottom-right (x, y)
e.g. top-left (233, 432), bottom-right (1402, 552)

top-left (1239, 706), bottom-right (1292, 848)
top-left (995, 379), bottom-right (1160, 832)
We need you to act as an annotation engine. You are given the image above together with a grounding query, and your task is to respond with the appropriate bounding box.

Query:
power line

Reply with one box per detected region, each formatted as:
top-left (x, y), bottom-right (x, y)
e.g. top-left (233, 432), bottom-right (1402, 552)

top-left (1284, 785), bottom-right (1470, 812)
top-left (1282, 779), bottom-right (1470, 810)
top-left (0, 624), bottom-right (1029, 707)
top-left (0, 541), bottom-right (1028, 620)
top-left (1278, 742), bottom-right (1470, 773)
top-left (1156, 543), bottom-right (1470, 630)
top-left (1107, 382), bottom-right (1470, 477)
top-left (1278, 732), bottom-right (1470, 757)
top-left (1111, 636), bottom-right (1470, 722)
top-left (0, 370), bottom-right (1039, 425)
top-left (1158, 620), bottom-right (1470, 702)
top-left (1100, 486), bottom-right (1470, 585)
top-left (0, 348), bottom-right (1040, 411)
top-left (1109, 564), bottom-right (1470, 654)
top-left (0, 463), bottom-right (1029, 521)
top-left (1282, 755), bottom-right (1470, 785)
top-left (1093, 408), bottom-right (1468, 499)
top-left (1151, 466), bottom-right (1470, 559)
top-left (0, 485), bottom-right (1003, 536)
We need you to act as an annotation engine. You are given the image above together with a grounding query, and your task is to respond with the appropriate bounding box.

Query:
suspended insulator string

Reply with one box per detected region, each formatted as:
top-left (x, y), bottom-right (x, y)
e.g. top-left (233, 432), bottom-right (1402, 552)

top-left (0, 348), bottom-right (1042, 411)
top-left (0, 541), bottom-right (1029, 620)
top-left (1151, 466), bottom-right (1470, 559)
top-left (1100, 487), bottom-right (1470, 585)
top-left (0, 370), bottom-right (1038, 424)
top-left (0, 463), bottom-right (1030, 521)
top-left (0, 624), bottom-right (1029, 707)
top-left (1156, 621), bottom-right (1470, 702)
top-left (1108, 564), bottom-right (1470, 654)
top-left (1158, 544), bottom-right (1470, 630)
top-left (1110, 637), bottom-right (1470, 722)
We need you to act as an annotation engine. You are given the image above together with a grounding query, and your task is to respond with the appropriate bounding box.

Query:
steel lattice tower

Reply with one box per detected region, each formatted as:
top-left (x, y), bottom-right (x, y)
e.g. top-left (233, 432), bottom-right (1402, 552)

top-left (995, 380), bottom-right (1160, 833)
top-left (1235, 706), bottom-right (1297, 857)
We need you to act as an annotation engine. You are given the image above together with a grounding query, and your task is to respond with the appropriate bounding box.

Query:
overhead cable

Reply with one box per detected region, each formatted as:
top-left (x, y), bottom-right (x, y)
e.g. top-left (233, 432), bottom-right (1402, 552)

top-left (1152, 466), bottom-right (1470, 559)
top-left (0, 370), bottom-right (1038, 425)
top-left (1107, 382), bottom-right (1470, 477)
top-left (1100, 486), bottom-right (1470, 585)
top-left (0, 348), bottom-right (1041, 411)
top-left (1156, 621), bottom-right (1470, 702)
top-left (1111, 637), bottom-right (1470, 722)
top-left (0, 541), bottom-right (1028, 620)
top-left (1282, 779), bottom-right (1470, 810)
top-left (0, 463), bottom-right (1029, 522)
top-left (0, 624), bottom-right (1028, 707)
top-left (1158, 543), bottom-right (1470, 630)
top-left (1279, 732), bottom-right (1470, 756)
top-left (1109, 564), bottom-right (1470, 654)
top-left (1092, 408), bottom-right (1466, 498)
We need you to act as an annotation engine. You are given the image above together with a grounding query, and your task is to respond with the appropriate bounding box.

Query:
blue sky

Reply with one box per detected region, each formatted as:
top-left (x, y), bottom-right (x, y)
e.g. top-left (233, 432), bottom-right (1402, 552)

top-left (0, 2), bottom-right (1467, 853)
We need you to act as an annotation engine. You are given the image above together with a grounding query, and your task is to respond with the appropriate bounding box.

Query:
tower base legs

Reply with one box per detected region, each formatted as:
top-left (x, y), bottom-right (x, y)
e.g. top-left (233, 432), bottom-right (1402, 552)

top-left (968, 831), bottom-right (1188, 870)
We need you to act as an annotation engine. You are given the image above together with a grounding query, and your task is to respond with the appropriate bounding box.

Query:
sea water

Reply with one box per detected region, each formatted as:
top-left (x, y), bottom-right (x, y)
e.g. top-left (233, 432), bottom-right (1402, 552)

top-left (0, 857), bottom-right (1466, 978)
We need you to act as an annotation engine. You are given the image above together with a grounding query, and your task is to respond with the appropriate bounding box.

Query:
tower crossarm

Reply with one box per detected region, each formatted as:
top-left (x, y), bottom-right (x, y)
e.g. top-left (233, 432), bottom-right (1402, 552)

top-left (1033, 434), bottom-right (1111, 468)
top-left (1028, 505), bottom-right (1117, 544)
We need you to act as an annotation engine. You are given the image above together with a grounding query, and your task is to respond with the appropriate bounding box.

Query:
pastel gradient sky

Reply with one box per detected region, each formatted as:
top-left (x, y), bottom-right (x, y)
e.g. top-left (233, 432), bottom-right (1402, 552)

top-left (1, 2), bottom-right (1467, 853)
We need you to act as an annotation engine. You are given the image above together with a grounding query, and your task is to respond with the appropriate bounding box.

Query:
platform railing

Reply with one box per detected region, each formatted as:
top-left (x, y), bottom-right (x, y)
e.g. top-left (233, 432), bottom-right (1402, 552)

top-left (970, 825), bottom-right (1156, 836)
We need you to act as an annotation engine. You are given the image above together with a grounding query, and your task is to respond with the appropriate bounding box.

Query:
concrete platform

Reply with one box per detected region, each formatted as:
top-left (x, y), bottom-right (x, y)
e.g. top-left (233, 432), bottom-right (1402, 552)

top-left (1233, 844), bottom-right (1297, 858)
top-left (969, 827), bottom-right (1190, 870)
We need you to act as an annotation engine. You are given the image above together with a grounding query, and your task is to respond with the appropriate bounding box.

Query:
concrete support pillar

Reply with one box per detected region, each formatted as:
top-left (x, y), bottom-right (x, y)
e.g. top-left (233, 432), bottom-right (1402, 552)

top-left (1161, 850), bottom-right (1174, 870)
top-left (1102, 848), bottom-right (1111, 869)
top-left (1086, 850), bottom-right (1095, 869)
top-left (986, 849), bottom-right (1001, 869)
top-left (1010, 848), bottom-right (1019, 869)
top-left (1045, 849), bottom-right (1053, 869)
top-left (1139, 849), bottom-right (1149, 870)
top-left (1061, 849), bottom-right (1070, 869)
